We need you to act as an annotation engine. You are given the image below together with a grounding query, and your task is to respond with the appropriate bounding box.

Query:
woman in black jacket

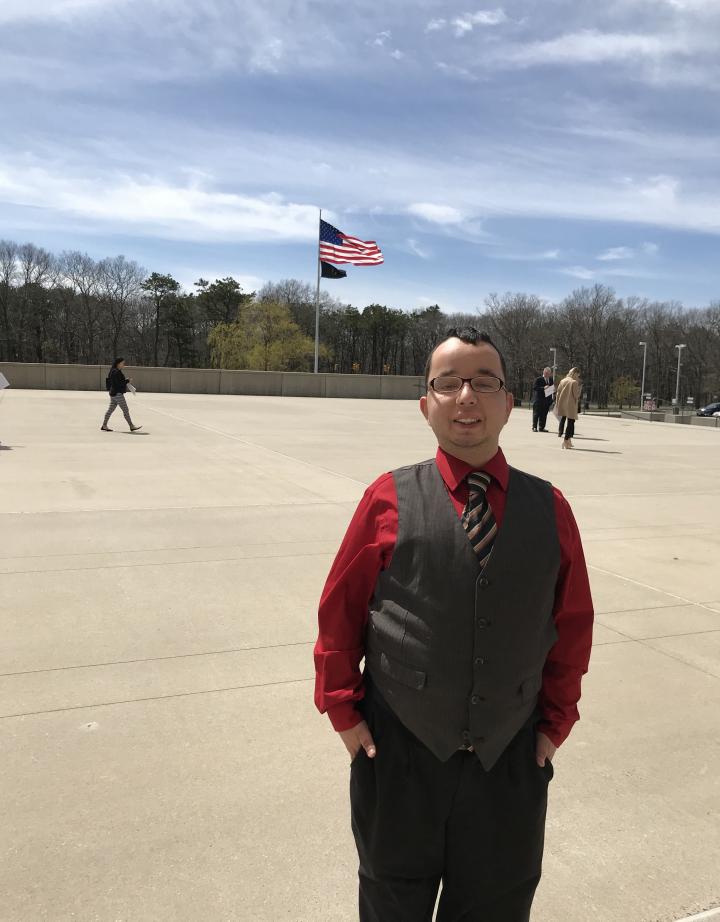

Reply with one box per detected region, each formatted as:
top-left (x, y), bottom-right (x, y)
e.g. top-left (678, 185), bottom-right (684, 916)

top-left (101, 358), bottom-right (141, 432)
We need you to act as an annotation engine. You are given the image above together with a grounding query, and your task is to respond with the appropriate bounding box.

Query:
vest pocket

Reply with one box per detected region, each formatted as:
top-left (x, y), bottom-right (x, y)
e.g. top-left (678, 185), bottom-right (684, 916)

top-left (379, 651), bottom-right (426, 691)
top-left (519, 673), bottom-right (543, 702)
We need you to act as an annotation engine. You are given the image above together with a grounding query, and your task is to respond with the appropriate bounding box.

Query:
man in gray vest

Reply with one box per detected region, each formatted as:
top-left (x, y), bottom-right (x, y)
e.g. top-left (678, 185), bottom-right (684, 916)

top-left (314, 328), bottom-right (594, 921)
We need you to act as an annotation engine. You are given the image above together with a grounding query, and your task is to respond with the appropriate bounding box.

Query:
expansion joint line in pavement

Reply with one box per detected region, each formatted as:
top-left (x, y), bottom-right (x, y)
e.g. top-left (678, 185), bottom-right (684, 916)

top-left (588, 564), bottom-right (720, 617)
top-left (0, 639), bottom-right (316, 677)
top-left (2, 549), bottom-right (332, 576)
top-left (143, 402), bottom-right (368, 488)
top-left (0, 676), bottom-right (314, 721)
top-left (589, 564), bottom-right (720, 681)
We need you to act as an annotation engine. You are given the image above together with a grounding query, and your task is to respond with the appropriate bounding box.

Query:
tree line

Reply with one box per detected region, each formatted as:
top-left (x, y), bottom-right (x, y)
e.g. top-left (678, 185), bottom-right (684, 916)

top-left (1, 239), bottom-right (718, 407)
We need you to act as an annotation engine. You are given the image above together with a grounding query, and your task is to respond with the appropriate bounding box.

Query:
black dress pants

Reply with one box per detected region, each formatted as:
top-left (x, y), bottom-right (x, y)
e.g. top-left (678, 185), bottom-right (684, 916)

top-left (350, 689), bottom-right (552, 922)
top-left (558, 417), bottom-right (575, 440)
top-left (531, 401), bottom-right (545, 430)
top-left (532, 402), bottom-right (549, 431)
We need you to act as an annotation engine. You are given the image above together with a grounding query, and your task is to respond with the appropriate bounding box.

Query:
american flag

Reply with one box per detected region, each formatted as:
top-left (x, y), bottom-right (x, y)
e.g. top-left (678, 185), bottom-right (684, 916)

top-left (319, 219), bottom-right (383, 266)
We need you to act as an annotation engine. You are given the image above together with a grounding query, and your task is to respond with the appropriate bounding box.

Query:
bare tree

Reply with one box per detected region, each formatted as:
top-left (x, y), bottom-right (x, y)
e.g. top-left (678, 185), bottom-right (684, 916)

top-left (0, 240), bottom-right (19, 360)
top-left (484, 293), bottom-right (547, 398)
top-left (59, 251), bottom-right (100, 364)
top-left (17, 244), bottom-right (53, 362)
top-left (98, 255), bottom-right (146, 357)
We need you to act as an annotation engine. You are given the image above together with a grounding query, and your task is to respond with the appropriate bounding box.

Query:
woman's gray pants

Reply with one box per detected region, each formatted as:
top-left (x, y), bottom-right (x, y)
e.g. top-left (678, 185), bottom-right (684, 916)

top-left (103, 394), bottom-right (133, 428)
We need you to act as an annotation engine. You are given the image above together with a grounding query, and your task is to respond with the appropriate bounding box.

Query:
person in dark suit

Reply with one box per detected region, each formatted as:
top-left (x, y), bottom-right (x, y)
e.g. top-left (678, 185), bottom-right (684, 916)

top-left (531, 367), bottom-right (553, 432)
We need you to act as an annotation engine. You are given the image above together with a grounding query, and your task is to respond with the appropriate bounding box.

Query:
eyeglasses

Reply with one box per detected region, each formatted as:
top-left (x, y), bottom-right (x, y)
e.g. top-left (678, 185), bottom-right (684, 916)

top-left (429, 375), bottom-right (506, 395)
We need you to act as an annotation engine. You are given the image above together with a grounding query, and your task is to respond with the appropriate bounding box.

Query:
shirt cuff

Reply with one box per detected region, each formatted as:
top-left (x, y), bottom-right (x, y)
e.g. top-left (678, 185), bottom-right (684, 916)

top-left (536, 719), bottom-right (571, 749)
top-left (326, 701), bottom-right (364, 732)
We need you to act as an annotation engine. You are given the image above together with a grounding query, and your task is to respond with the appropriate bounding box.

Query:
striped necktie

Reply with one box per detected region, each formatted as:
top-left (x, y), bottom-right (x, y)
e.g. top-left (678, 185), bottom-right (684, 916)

top-left (462, 472), bottom-right (497, 569)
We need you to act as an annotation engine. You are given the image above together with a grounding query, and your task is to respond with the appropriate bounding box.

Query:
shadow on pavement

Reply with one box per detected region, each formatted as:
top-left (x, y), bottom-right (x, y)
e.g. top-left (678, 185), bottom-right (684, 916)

top-left (568, 448), bottom-right (622, 455)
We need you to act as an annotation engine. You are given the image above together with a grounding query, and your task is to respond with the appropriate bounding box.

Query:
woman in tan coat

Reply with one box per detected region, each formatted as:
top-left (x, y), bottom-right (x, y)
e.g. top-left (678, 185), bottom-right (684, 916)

top-left (555, 367), bottom-right (581, 449)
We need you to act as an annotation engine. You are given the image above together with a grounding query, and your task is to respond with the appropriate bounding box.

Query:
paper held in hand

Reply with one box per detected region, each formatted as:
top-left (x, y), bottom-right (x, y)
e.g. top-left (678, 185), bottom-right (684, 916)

top-left (127, 383), bottom-right (137, 394)
top-left (544, 384), bottom-right (555, 398)
top-left (0, 372), bottom-right (9, 389)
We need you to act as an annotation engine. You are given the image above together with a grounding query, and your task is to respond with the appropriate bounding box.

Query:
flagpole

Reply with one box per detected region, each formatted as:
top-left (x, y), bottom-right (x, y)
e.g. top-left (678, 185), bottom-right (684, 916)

top-left (314, 208), bottom-right (322, 374)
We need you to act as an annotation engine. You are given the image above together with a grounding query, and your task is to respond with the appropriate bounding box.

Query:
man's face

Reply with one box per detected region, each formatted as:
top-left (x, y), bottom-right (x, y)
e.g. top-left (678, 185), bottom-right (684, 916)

top-left (420, 338), bottom-right (513, 457)
top-left (543, 367), bottom-right (551, 378)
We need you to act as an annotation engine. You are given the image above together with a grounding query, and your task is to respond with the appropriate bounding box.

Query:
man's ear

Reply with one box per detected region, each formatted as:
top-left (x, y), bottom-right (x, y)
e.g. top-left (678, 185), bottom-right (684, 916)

top-left (505, 391), bottom-right (514, 419)
top-left (420, 394), bottom-right (429, 422)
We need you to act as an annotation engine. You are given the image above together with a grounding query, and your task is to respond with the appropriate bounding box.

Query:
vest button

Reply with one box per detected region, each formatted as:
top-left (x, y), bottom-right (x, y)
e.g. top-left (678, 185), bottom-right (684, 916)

top-left (474, 657), bottom-right (485, 666)
top-left (471, 695), bottom-right (478, 704)
top-left (462, 730), bottom-right (471, 741)
top-left (476, 618), bottom-right (489, 628)
top-left (479, 577), bottom-right (489, 587)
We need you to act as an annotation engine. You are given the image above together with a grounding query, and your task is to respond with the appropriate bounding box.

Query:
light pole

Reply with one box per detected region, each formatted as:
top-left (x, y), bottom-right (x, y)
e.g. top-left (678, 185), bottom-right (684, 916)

top-left (639, 341), bottom-right (647, 410)
top-left (674, 343), bottom-right (686, 410)
top-left (549, 347), bottom-right (557, 380)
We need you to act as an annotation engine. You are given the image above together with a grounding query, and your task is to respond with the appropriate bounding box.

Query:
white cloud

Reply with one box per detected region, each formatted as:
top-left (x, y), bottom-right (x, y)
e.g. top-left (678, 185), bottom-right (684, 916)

top-left (390, 48), bottom-right (405, 60)
top-left (560, 266), bottom-right (597, 280)
top-left (642, 241), bottom-right (660, 255)
top-left (636, 174), bottom-right (680, 204)
top-left (371, 30), bottom-right (391, 47)
top-left (0, 160), bottom-right (319, 242)
top-left (663, 0), bottom-right (719, 9)
top-left (489, 247), bottom-right (562, 262)
top-left (425, 18), bottom-right (446, 31)
top-left (406, 238), bottom-right (431, 259)
top-left (452, 8), bottom-right (508, 36)
top-left (249, 38), bottom-right (284, 73)
top-left (435, 61), bottom-right (478, 80)
top-left (0, 0), bottom-right (126, 25)
top-left (498, 29), bottom-right (692, 67)
top-left (597, 246), bottom-right (635, 260)
top-left (408, 203), bottom-right (464, 224)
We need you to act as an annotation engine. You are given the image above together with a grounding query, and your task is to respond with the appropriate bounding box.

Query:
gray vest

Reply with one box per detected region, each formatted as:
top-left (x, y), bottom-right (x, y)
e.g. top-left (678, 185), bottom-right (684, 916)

top-left (364, 460), bottom-right (560, 770)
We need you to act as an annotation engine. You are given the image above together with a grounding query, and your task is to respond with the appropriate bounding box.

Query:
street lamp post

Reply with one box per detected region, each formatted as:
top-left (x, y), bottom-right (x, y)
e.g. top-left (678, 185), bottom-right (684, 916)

top-left (639, 341), bottom-right (647, 410)
top-left (549, 347), bottom-right (557, 380)
top-left (674, 343), bottom-right (686, 410)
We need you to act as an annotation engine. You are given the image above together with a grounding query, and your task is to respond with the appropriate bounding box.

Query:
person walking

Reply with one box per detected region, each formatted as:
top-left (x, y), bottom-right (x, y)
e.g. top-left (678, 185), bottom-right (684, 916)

top-left (314, 328), bottom-right (594, 922)
top-left (531, 366), bottom-right (553, 432)
top-left (101, 358), bottom-right (141, 432)
top-left (555, 368), bottom-right (582, 449)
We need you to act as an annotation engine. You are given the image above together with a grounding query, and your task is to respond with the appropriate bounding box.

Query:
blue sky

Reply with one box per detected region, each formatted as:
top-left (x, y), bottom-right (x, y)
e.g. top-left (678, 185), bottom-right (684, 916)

top-left (1, 0), bottom-right (719, 311)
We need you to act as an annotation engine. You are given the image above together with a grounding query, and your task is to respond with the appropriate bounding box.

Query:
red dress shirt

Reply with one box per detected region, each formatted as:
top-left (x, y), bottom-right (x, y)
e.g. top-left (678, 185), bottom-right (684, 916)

top-left (314, 447), bottom-right (594, 748)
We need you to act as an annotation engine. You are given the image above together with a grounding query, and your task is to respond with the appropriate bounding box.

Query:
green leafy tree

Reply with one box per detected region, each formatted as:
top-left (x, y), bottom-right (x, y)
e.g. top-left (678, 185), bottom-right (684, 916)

top-left (609, 375), bottom-right (638, 409)
top-left (208, 301), bottom-right (317, 371)
top-left (195, 277), bottom-right (252, 325)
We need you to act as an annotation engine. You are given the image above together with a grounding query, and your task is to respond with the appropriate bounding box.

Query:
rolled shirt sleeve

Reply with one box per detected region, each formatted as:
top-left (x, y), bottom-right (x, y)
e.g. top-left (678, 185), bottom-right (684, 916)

top-left (313, 473), bottom-right (397, 731)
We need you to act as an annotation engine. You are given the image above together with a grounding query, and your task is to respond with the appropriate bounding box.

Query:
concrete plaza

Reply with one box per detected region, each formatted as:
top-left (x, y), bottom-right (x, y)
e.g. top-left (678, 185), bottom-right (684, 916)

top-left (1, 388), bottom-right (719, 922)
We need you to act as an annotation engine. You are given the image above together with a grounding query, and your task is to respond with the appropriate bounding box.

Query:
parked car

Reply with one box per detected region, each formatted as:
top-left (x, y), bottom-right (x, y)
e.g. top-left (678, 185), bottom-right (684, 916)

top-left (697, 401), bottom-right (720, 417)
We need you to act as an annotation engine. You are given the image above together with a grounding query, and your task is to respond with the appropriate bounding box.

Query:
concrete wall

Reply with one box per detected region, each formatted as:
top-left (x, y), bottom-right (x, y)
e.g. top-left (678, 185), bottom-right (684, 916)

top-left (0, 361), bottom-right (425, 400)
top-left (219, 370), bottom-right (282, 396)
top-left (0, 362), bottom-right (49, 388)
top-left (690, 415), bottom-right (720, 428)
top-left (128, 367), bottom-right (172, 393)
top-left (281, 372), bottom-right (325, 398)
top-left (169, 368), bottom-right (220, 394)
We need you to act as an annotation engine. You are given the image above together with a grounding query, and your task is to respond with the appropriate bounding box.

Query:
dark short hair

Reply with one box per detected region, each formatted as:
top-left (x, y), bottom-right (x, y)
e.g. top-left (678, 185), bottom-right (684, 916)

top-left (424, 328), bottom-right (508, 386)
top-left (112, 357), bottom-right (125, 368)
